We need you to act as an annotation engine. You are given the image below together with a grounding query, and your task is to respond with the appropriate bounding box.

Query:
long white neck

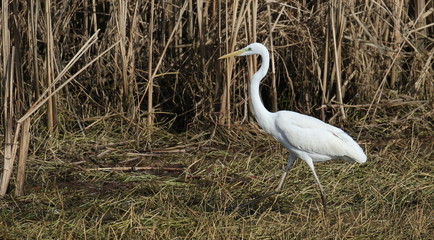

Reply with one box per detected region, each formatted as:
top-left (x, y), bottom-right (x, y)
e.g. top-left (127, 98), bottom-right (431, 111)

top-left (250, 47), bottom-right (272, 127)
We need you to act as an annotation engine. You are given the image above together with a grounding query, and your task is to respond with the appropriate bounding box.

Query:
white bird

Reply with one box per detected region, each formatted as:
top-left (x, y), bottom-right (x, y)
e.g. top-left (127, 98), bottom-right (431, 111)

top-left (219, 43), bottom-right (367, 209)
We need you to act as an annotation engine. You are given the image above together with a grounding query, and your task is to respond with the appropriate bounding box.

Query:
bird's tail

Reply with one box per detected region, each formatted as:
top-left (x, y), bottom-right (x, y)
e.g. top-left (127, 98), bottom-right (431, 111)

top-left (352, 144), bottom-right (367, 163)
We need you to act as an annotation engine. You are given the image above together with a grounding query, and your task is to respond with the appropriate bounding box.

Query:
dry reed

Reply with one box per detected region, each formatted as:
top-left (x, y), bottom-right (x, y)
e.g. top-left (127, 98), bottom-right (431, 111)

top-left (0, 0), bottom-right (432, 238)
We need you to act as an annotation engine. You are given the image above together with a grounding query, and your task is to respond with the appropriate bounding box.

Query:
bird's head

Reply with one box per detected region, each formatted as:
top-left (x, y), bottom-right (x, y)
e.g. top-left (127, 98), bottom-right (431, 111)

top-left (219, 43), bottom-right (266, 59)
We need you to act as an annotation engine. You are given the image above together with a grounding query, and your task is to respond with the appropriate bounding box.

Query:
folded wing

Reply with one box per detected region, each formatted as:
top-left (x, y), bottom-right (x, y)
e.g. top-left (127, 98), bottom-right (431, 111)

top-left (274, 111), bottom-right (366, 163)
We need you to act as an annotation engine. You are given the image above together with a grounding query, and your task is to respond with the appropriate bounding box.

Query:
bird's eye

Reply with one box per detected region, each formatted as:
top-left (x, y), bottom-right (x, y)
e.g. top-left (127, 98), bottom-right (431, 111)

top-left (248, 47), bottom-right (252, 51)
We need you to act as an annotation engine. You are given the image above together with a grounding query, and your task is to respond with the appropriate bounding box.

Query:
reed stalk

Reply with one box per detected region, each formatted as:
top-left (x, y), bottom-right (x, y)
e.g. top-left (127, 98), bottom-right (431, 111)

top-left (147, 0), bottom-right (155, 126)
top-left (0, 47), bottom-right (14, 197)
top-left (330, 0), bottom-right (346, 120)
top-left (267, 3), bottom-right (278, 112)
top-left (117, 0), bottom-right (133, 116)
top-left (321, 7), bottom-right (331, 121)
top-left (1, 0), bottom-right (9, 71)
top-left (45, 0), bottom-right (57, 134)
top-left (15, 118), bottom-right (31, 196)
top-left (29, 0), bottom-right (40, 100)
top-left (92, 0), bottom-right (98, 33)
top-left (390, 0), bottom-right (404, 87)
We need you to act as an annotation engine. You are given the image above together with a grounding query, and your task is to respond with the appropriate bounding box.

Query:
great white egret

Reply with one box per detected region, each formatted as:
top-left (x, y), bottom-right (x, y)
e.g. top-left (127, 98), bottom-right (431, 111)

top-left (219, 43), bottom-right (367, 209)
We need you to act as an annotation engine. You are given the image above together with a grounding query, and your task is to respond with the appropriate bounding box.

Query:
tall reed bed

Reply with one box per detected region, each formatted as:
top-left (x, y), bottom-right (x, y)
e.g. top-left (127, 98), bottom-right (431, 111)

top-left (1, 0), bottom-right (433, 196)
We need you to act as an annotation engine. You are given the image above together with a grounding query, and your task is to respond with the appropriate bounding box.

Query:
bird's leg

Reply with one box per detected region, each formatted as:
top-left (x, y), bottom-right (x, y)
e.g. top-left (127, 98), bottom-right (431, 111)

top-left (275, 154), bottom-right (296, 192)
top-left (304, 158), bottom-right (327, 213)
top-left (225, 155), bottom-right (296, 213)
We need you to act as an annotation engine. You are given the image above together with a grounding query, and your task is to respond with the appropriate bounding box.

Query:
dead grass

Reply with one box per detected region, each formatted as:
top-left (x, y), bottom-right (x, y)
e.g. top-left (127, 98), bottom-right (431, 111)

top-left (0, 106), bottom-right (432, 239)
top-left (1, 0), bottom-right (433, 239)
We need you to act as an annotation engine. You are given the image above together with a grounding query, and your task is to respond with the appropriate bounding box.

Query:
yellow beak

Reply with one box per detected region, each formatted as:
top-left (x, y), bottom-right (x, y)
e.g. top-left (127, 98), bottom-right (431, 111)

top-left (218, 49), bottom-right (246, 59)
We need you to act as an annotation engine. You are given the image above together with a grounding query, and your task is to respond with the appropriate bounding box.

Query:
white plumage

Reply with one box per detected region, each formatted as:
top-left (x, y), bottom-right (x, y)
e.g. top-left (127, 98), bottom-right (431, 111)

top-left (219, 42), bottom-right (367, 208)
top-left (272, 111), bottom-right (367, 163)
